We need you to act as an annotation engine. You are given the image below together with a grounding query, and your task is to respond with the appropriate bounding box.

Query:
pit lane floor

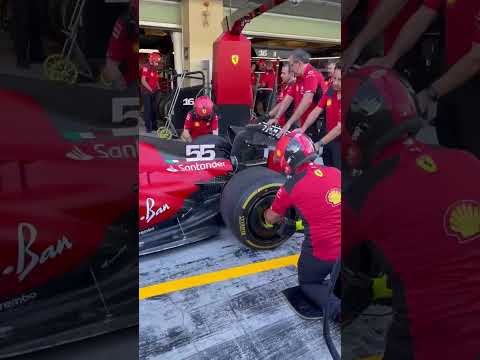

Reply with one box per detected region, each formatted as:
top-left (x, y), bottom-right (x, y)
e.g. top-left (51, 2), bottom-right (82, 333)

top-left (139, 228), bottom-right (341, 360)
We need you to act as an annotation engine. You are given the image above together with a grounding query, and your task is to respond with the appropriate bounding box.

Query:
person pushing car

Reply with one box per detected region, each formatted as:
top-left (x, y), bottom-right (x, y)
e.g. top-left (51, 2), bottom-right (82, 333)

top-left (264, 132), bottom-right (341, 321)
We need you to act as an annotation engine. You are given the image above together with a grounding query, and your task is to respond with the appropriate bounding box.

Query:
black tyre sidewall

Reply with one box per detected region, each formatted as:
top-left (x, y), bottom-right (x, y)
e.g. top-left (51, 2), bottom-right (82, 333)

top-left (221, 167), bottom-right (291, 249)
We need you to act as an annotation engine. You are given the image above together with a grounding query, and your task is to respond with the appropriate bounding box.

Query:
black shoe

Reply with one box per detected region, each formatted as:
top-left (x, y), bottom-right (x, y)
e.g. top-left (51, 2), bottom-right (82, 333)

top-left (30, 55), bottom-right (46, 64)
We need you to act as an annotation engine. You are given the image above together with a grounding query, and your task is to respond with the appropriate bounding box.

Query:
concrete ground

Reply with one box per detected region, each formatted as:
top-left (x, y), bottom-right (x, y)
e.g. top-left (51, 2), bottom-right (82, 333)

top-left (139, 229), bottom-right (341, 360)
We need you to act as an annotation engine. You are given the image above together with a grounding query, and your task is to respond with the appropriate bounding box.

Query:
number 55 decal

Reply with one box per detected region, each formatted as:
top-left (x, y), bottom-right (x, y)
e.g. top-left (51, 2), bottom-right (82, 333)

top-left (186, 144), bottom-right (216, 161)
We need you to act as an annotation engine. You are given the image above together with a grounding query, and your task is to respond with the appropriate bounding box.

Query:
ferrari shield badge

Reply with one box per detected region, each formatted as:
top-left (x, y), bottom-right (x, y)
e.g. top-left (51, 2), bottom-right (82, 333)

top-left (416, 155), bottom-right (437, 173)
top-left (231, 54), bottom-right (239, 65)
top-left (444, 200), bottom-right (480, 244)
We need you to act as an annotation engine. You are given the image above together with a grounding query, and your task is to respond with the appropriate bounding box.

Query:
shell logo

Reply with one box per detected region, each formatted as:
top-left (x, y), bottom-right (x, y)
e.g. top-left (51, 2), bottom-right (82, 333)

top-left (326, 99), bottom-right (332, 107)
top-left (326, 188), bottom-right (341, 207)
top-left (201, 108), bottom-right (207, 114)
top-left (194, 121), bottom-right (200, 127)
top-left (444, 200), bottom-right (480, 244)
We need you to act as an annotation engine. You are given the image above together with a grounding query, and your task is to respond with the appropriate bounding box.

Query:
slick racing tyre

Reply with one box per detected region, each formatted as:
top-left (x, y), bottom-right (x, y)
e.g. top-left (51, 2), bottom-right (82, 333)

top-left (220, 167), bottom-right (295, 249)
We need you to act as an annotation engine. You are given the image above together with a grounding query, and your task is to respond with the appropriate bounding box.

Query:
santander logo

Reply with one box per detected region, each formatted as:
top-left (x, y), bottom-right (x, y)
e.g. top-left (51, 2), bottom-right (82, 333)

top-left (1, 223), bottom-right (73, 283)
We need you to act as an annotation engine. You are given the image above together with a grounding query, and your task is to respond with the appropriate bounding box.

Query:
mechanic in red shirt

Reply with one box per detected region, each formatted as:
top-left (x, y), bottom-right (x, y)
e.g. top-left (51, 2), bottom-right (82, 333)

top-left (256, 60), bottom-right (276, 115)
top-left (342, 66), bottom-right (480, 359)
top-left (343, 0), bottom-right (422, 72)
top-left (269, 49), bottom-right (327, 143)
top-left (367, 1), bottom-right (480, 159)
top-left (298, 63), bottom-right (342, 169)
top-left (140, 52), bottom-right (161, 133)
top-left (181, 96), bottom-right (219, 142)
top-left (268, 63), bottom-right (296, 127)
top-left (325, 59), bottom-right (337, 89)
top-left (264, 132), bottom-right (341, 321)
top-left (103, 0), bottom-right (139, 90)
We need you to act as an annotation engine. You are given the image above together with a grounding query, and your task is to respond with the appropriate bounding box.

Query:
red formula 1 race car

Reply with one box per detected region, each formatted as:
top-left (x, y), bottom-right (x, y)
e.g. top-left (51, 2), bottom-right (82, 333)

top-left (0, 76), bottom-right (138, 358)
top-left (139, 122), bottom-right (301, 255)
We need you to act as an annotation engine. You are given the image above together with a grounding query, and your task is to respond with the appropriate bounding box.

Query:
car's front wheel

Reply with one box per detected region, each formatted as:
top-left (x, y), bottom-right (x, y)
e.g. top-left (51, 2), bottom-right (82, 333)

top-left (220, 167), bottom-right (295, 249)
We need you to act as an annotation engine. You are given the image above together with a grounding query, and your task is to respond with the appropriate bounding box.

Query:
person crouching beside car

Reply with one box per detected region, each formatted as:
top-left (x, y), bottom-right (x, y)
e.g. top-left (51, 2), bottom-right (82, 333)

top-left (181, 96), bottom-right (219, 142)
top-left (264, 132), bottom-right (341, 321)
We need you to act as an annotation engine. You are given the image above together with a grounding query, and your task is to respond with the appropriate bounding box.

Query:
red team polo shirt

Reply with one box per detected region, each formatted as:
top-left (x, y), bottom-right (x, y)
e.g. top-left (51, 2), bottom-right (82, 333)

top-left (183, 111), bottom-right (219, 140)
top-left (271, 163), bottom-right (341, 261)
top-left (317, 87), bottom-right (341, 133)
top-left (276, 82), bottom-right (295, 126)
top-left (424, 0), bottom-right (480, 67)
top-left (259, 70), bottom-right (276, 89)
top-left (287, 64), bottom-right (327, 126)
top-left (343, 142), bottom-right (480, 358)
top-left (140, 64), bottom-right (159, 93)
top-left (107, 18), bottom-right (138, 85)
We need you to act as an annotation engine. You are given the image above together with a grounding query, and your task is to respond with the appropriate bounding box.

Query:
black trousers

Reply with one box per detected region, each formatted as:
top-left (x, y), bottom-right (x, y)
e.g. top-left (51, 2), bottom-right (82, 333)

top-left (323, 138), bottom-right (341, 169)
top-left (297, 235), bottom-right (340, 320)
top-left (142, 91), bottom-right (158, 132)
top-left (434, 78), bottom-right (480, 160)
top-left (12, 0), bottom-right (46, 64)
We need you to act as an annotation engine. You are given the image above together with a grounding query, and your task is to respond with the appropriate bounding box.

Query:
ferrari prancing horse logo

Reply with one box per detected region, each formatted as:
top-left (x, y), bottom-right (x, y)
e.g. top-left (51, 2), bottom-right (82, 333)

top-left (231, 55), bottom-right (239, 65)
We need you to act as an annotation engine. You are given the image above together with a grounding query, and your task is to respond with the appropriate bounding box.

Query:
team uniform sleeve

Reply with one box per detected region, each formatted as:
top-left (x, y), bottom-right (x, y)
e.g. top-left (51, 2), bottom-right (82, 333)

top-left (270, 186), bottom-right (293, 217)
top-left (423, 0), bottom-right (444, 12)
top-left (140, 66), bottom-right (148, 79)
top-left (184, 112), bottom-right (192, 130)
top-left (211, 115), bottom-right (219, 131)
top-left (474, 10), bottom-right (480, 44)
top-left (303, 70), bottom-right (319, 94)
top-left (106, 19), bottom-right (126, 62)
top-left (317, 93), bottom-right (328, 110)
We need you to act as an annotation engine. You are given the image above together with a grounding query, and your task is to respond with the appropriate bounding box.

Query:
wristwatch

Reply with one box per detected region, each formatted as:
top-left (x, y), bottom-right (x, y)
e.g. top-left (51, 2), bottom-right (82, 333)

top-left (426, 85), bottom-right (440, 101)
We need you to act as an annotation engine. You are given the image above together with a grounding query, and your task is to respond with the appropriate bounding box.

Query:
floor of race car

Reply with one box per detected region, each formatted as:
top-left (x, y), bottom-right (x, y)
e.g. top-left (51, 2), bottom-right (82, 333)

top-left (139, 228), bottom-right (341, 360)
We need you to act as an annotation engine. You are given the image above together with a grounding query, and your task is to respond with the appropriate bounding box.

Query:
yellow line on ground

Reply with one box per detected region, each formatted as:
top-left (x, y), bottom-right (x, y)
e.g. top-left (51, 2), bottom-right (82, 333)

top-left (139, 254), bottom-right (300, 300)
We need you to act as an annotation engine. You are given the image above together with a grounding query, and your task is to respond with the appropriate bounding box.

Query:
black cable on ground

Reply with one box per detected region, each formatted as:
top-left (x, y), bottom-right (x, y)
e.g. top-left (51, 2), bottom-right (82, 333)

top-left (323, 258), bottom-right (341, 360)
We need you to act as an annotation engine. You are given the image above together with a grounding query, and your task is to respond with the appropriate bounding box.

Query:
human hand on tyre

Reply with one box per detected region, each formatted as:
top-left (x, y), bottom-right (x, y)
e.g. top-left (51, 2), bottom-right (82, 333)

top-left (416, 88), bottom-right (438, 123)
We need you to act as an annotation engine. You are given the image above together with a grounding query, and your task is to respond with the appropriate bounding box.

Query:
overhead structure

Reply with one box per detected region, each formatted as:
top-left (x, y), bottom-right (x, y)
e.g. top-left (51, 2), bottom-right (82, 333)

top-left (213, 0), bottom-right (295, 134)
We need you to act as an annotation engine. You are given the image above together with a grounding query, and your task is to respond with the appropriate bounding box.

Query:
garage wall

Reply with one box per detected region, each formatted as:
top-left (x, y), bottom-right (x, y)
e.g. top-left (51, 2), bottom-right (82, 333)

top-left (140, 0), bottom-right (181, 29)
top-left (139, 0), bottom-right (340, 43)
top-left (242, 13), bottom-right (340, 43)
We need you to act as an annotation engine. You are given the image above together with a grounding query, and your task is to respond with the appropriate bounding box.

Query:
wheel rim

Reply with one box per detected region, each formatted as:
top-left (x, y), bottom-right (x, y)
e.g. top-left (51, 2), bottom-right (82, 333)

top-left (44, 54), bottom-right (78, 84)
top-left (157, 127), bottom-right (172, 139)
top-left (246, 193), bottom-right (284, 246)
